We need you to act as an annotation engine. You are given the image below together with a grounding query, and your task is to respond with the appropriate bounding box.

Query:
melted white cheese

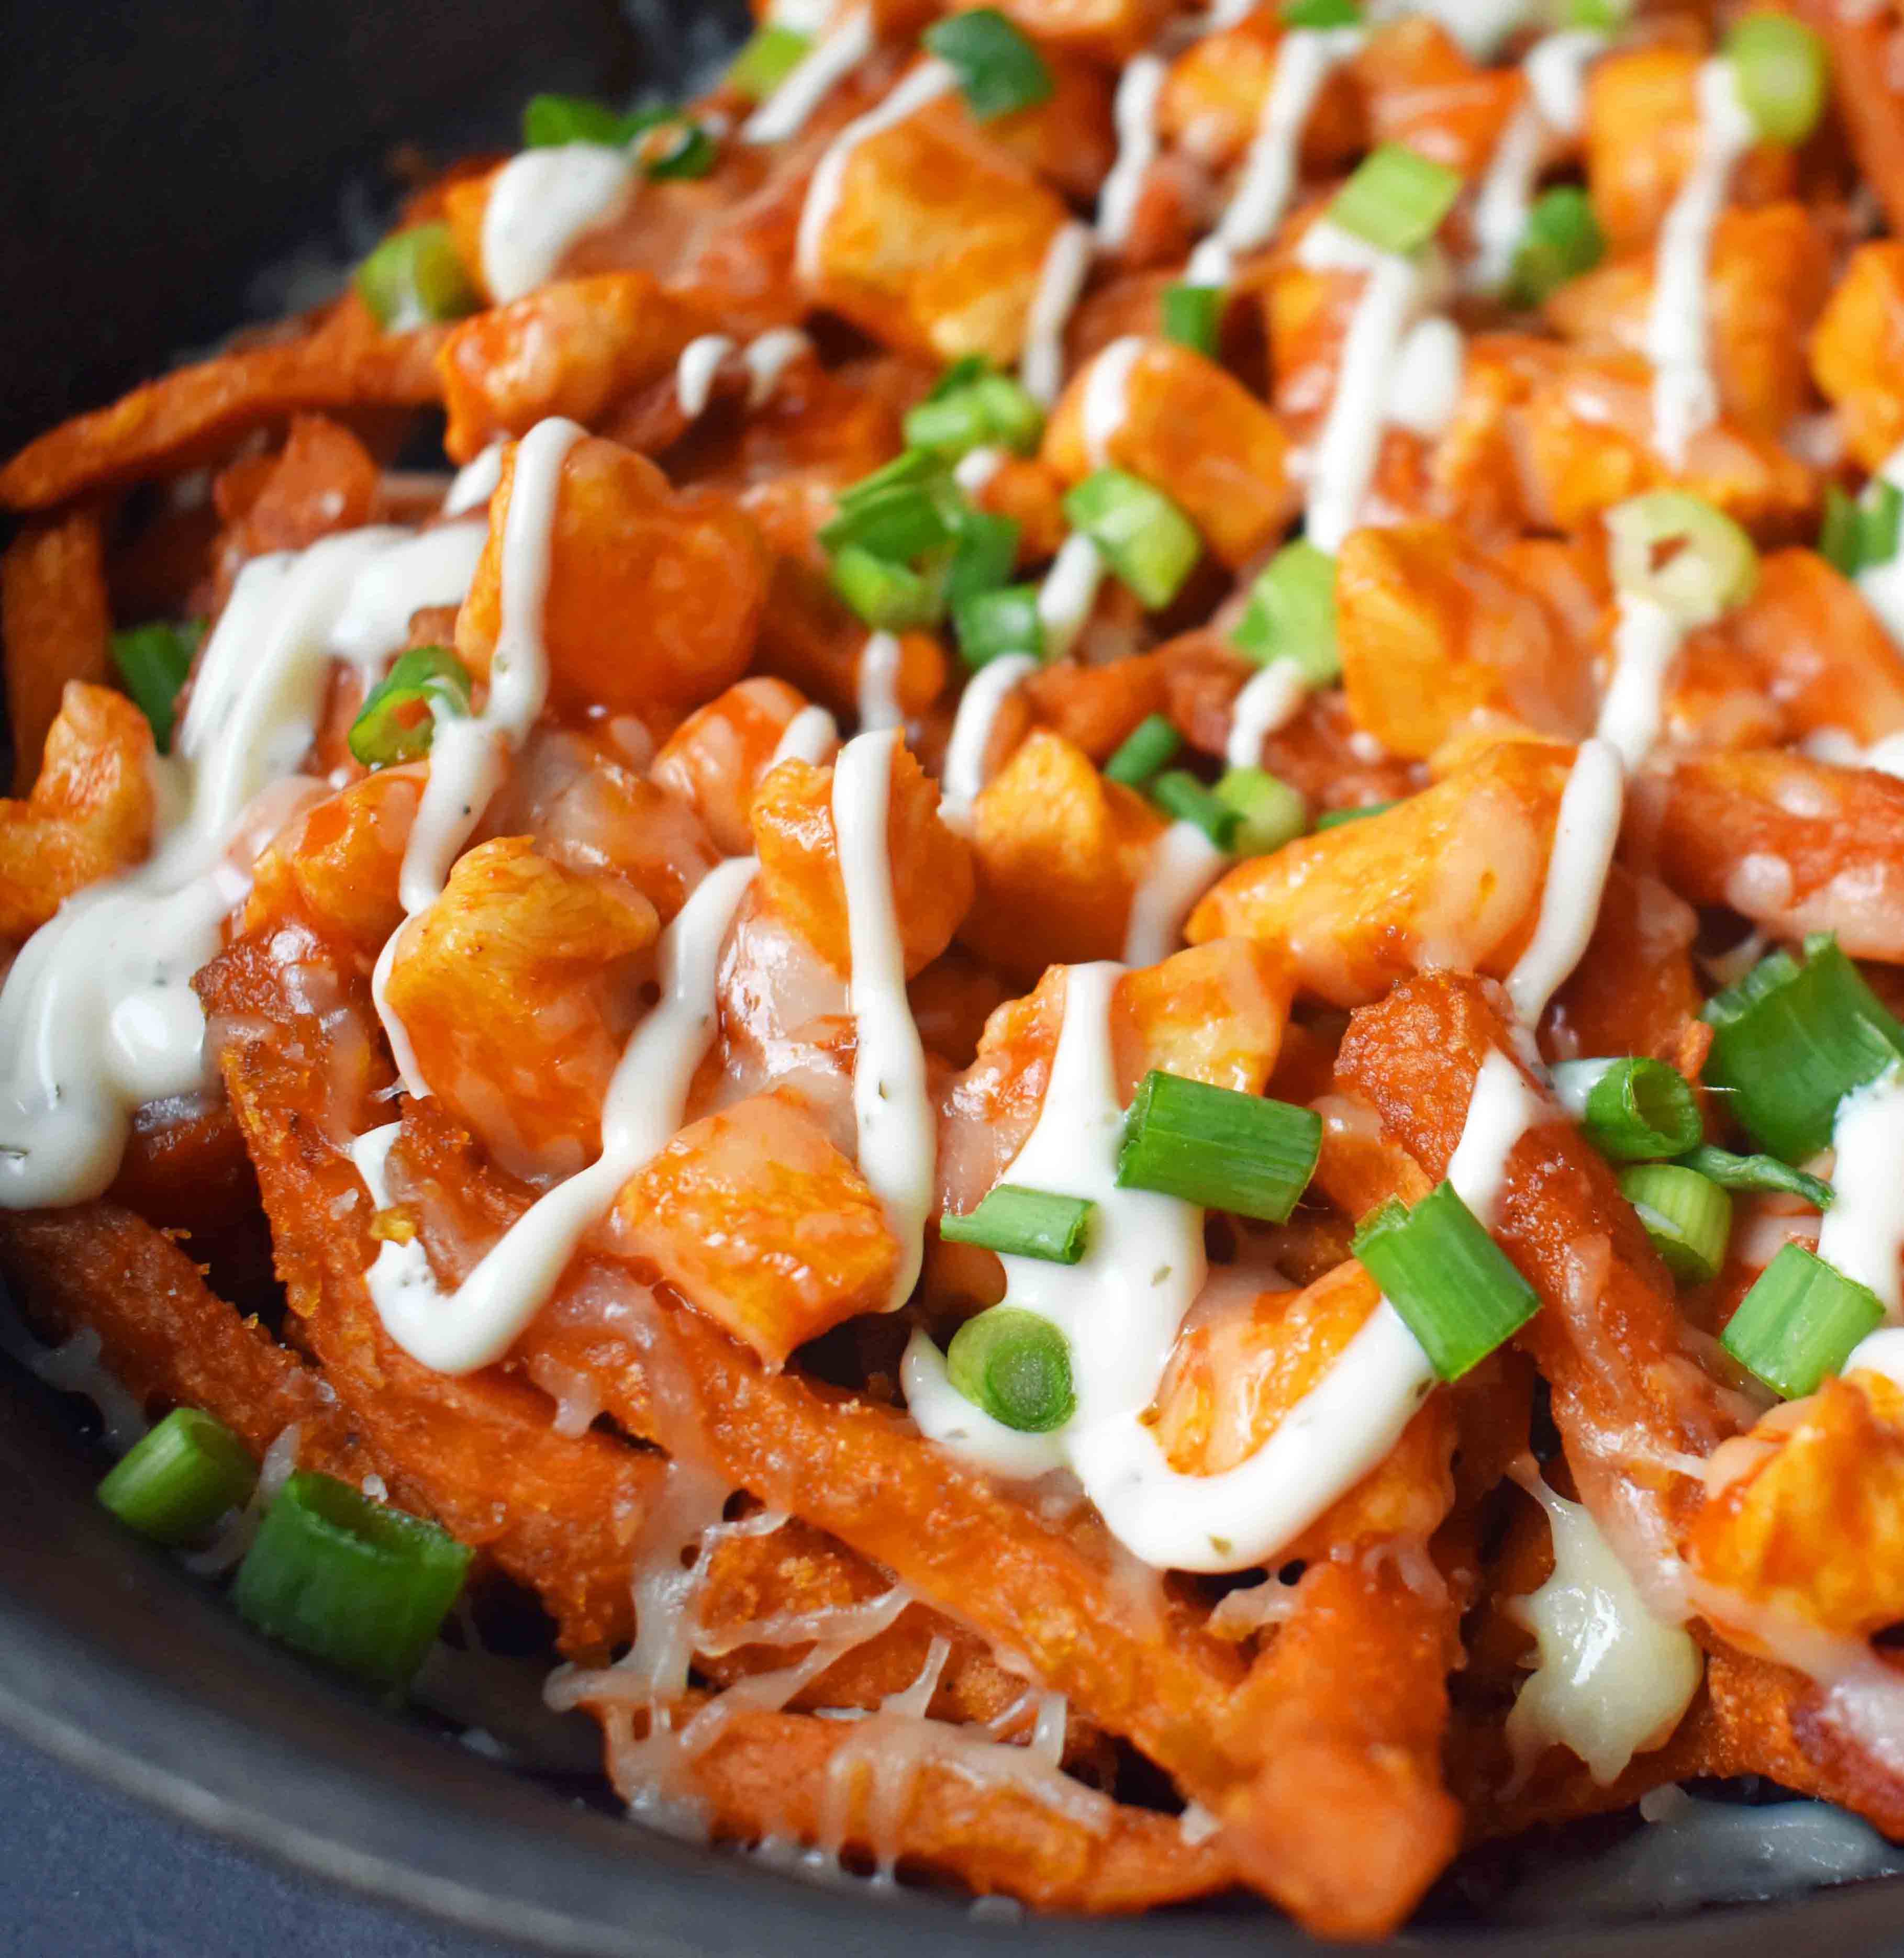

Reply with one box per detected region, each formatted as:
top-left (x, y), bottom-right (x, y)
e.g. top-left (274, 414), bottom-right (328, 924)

top-left (1646, 58), bottom-right (1755, 467)
top-left (1184, 27), bottom-right (1366, 291)
top-left (832, 729), bottom-right (935, 1308)
top-left (481, 145), bottom-right (638, 305)
top-left (1225, 657), bottom-right (1308, 769)
top-left (1817, 1067), bottom-right (1904, 1318)
top-left (941, 653), bottom-right (1038, 817)
top-left (1020, 221), bottom-right (1096, 410)
top-left (742, 6), bottom-right (875, 146)
top-left (1506, 1462), bottom-right (1705, 1784)
top-left (1505, 735), bottom-right (1624, 1028)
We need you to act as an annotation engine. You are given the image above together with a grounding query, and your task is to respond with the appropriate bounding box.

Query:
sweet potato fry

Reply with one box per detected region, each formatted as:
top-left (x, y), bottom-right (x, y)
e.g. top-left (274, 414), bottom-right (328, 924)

top-left (2, 507), bottom-right (112, 795)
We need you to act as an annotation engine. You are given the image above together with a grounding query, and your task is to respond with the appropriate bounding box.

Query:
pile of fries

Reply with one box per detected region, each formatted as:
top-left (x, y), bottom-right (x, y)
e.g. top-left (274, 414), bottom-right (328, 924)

top-left (10, 0), bottom-right (1904, 1933)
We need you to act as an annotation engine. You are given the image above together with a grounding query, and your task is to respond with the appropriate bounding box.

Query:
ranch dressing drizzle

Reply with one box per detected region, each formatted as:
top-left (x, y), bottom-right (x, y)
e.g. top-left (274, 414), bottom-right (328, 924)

top-left (1185, 26), bottom-right (1366, 290)
top-left (1035, 533), bottom-right (1108, 663)
top-left (1020, 221), bottom-right (1096, 409)
top-left (1505, 735), bottom-right (1624, 1028)
top-left (1226, 657), bottom-right (1308, 768)
top-left (674, 329), bottom-right (816, 418)
top-left (941, 653), bottom-right (1038, 818)
top-left (0, 516), bottom-right (484, 1211)
top-left (1095, 57), bottom-right (1170, 253)
top-left (795, 59), bottom-right (957, 282)
top-left (771, 703), bottom-right (842, 770)
top-left (1122, 823), bottom-right (1228, 966)
top-left (855, 631), bottom-right (904, 731)
top-left (1646, 57), bottom-right (1755, 468)
top-left (743, 5), bottom-right (876, 145)
top-left (444, 441), bottom-right (507, 517)
top-left (1817, 1066), bottom-right (1904, 1319)
top-left (675, 335), bottom-right (737, 417)
top-left (355, 856), bottom-right (758, 1373)
top-left (1852, 445), bottom-right (1904, 646)
top-left (1081, 335), bottom-right (1145, 466)
top-left (481, 145), bottom-right (639, 304)
top-left (1596, 592), bottom-right (1685, 772)
top-left (832, 728), bottom-right (935, 1307)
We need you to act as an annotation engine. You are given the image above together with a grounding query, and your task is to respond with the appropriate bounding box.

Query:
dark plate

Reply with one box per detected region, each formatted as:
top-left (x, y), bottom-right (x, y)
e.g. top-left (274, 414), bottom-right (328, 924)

top-left (2, 1), bottom-right (1902, 1949)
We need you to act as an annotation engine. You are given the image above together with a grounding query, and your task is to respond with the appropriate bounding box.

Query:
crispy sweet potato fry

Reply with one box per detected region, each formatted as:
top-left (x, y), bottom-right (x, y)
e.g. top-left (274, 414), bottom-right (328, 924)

top-left (2, 508), bottom-right (112, 795)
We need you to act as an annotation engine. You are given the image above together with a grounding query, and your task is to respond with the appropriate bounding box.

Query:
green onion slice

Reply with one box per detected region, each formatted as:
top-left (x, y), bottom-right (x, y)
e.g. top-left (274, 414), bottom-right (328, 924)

top-left (1675, 1144), bottom-right (1834, 1211)
top-left (1721, 1240), bottom-right (1884, 1398)
top-left (954, 583), bottom-right (1043, 667)
top-left (831, 546), bottom-right (946, 630)
top-left (110, 620), bottom-right (202, 754)
top-left (354, 223), bottom-right (481, 332)
top-left (1103, 713), bottom-right (1182, 787)
top-left (233, 1471), bottom-right (472, 1690)
top-left (640, 118), bottom-right (719, 180)
top-left (522, 92), bottom-right (641, 146)
top-left (1327, 143), bottom-right (1463, 255)
top-left (1702, 933), bottom-right (1904, 1162)
top-left (1229, 541), bottom-right (1339, 680)
top-left (1117, 1070), bottom-right (1322, 1223)
top-left (923, 8), bottom-right (1055, 119)
top-left (946, 508), bottom-right (1021, 607)
top-left (836, 448), bottom-right (946, 507)
top-left (1619, 1163), bottom-right (1732, 1285)
top-left (1820, 479), bottom-right (1903, 579)
top-left (945, 1306), bottom-right (1076, 1431)
top-left (1149, 770), bottom-right (1240, 849)
top-left (939, 1183), bottom-right (1095, 1262)
top-left (1605, 489), bottom-right (1759, 625)
top-left (1062, 467), bottom-right (1201, 609)
top-left (1725, 12), bottom-right (1829, 148)
top-left (97, 1407), bottom-right (257, 1546)
top-left (1161, 283), bottom-right (1223, 357)
top-left (1507, 185), bottom-right (1605, 309)
top-left (906, 368), bottom-right (1044, 457)
top-left (1215, 766), bottom-right (1307, 856)
top-left (1550, 1056), bottom-right (1703, 1162)
top-left (726, 24), bottom-right (812, 99)
top-left (1352, 1185), bottom-right (1543, 1381)
top-left (818, 480), bottom-right (952, 563)
top-left (1283, 0), bottom-right (1362, 23)
top-left (1314, 800), bottom-right (1396, 829)
top-left (1565, 0), bottom-right (1629, 25)
top-left (348, 647), bottom-right (474, 770)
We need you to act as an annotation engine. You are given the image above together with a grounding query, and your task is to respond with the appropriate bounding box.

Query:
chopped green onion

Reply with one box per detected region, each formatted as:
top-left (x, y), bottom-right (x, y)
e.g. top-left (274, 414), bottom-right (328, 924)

top-left (1327, 143), bottom-right (1463, 255)
top-left (1351, 1185), bottom-right (1543, 1381)
top-left (1506, 185), bottom-right (1605, 309)
top-left (1314, 800), bottom-right (1396, 829)
top-left (1215, 766), bottom-right (1306, 855)
top-left (954, 583), bottom-right (1043, 667)
top-left (1149, 769), bottom-right (1240, 849)
top-left (726, 24), bottom-right (812, 99)
top-left (1551, 1056), bottom-right (1703, 1162)
top-left (1725, 12), bottom-right (1829, 148)
top-left (923, 8), bottom-right (1055, 119)
top-left (1675, 1144), bottom-right (1834, 1211)
top-left (1820, 479), bottom-right (1903, 579)
top-left (1702, 933), bottom-right (1904, 1161)
top-left (1161, 283), bottom-right (1223, 357)
top-left (1103, 713), bottom-right (1182, 787)
top-left (1721, 1240), bottom-right (1884, 1398)
top-left (1564, 0), bottom-right (1629, 26)
top-left (927, 354), bottom-right (990, 402)
top-left (818, 480), bottom-right (952, 563)
top-left (1117, 1070), bottom-right (1322, 1222)
top-left (1619, 1163), bottom-right (1732, 1284)
top-left (1230, 541), bottom-right (1338, 681)
top-left (354, 223), bottom-right (481, 332)
top-left (1062, 467), bottom-right (1201, 609)
top-left (946, 1306), bottom-right (1075, 1431)
top-left (640, 118), bottom-right (719, 180)
top-left (939, 1183), bottom-right (1095, 1262)
top-left (110, 620), bottom-right (201, 754)
top-left (1605, 488), bottom-right (1759, 625)
top-left (836, 448), bottom-right (945, 508)
top-left (233, 1472), bottom-right (471, 1691)
top-left (1283, 0), bottom-right (1362, 23)
top-left (522, 92), bottom-right (643, 147)
top-left (97, 1408), bottom-right (257, 1546)
top-left (348, 646), bottom-right (473, 770)
top-left (906, 370), bottom-right (1044, 457)
top-left (946, 508), bottom-right (1021, 607)
top-left (830, 546), bottom-right (945, 629)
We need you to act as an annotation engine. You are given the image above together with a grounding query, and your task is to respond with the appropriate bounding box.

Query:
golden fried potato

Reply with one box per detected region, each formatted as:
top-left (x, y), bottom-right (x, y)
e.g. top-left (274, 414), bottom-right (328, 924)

top-left (1810, 240), bottom-right (1904, 472)
top-left (652, 677), bottom-right (817, 858)
top-left (242, 766), bottom-right (422, 954)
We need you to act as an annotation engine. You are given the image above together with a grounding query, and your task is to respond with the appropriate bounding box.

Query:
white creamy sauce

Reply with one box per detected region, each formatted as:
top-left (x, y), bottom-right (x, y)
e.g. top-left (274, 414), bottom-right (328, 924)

top-left (740, 327), bottom-right (814, 405)
top-left (1803, 726), bottom-right (1904, 779)
top-left (444, 441), bottom-right (507, 517)
top-left (1385, 316), bottom-right (1467, 438)
top-left (1122, 822), bottom-right (1228, 966)
top-left (1816, 1067), bottom-right (1904, 1318)
top-left (1597, 592), bottom-right (1685, 771)
top-left (952, 444), bottom-right (1008, 497)
top-left (1446, 1048), bottom-right (1547, 1229)
top-left (796, 58), bottom-right (957, 282)
top-left (831, 729), bottom-right (936, 1309)
top-left (742, 6), bottom-right (875, 146)
top-left (1645, 58), bottom-right (1755, 467)
top-left (1081, 335), bottom-right (1144, 467)
top-left (357, 856), bottom-right (758, 1373)
top-left (941, 653), bottom-right (1038, 816)
top-left (1020, 221), bottom-right (1096, 409)
top-left (1853, 445), bottom-right (1904, 645)
top-left (771, 703), bottom-right (842, 770)
top-left (675, 335), bottom-right (737, 418)
top-left (0, 512), bottom-right (488, 1210)
top-left (1094, 55), bottom-right (1169, 253)
top-left (1035, 533), bottom-right (1107, 663)
top-left (1506, 1463), bottom-right (1705, 1784)
top-left (1467, 31), bottom-right (1604, 292)
top-left (1225, 657), bottom-right (1308, 769)
top-left (854, 631), bottom-right (904, 732)
top-left (1185, 27), bottom-right (1366, 290)
top-left (481, 145), bottom-right (638, 305)
top-left (1846, 1322), bottom-right (1904, 1385)
top-left (1505, 736), bottom-right (1624, 1029)
top-left (1377, 0), bottom-right (1534, 60)
top-left (1295, 223), bottom-right (1442, 552)
top-left (676, 328), bottom-right (814, 418)
top-left (329, 523), bottom-right (487, 668)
